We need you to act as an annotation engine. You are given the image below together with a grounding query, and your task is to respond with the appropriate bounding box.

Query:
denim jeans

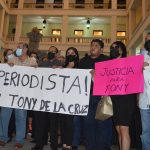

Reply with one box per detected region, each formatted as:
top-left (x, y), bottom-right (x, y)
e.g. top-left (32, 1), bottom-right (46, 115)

top-left (72, 116), bottom-right (85, 146)
top-left (84, 95), bottom-right (113, 150)
top-left (0, 107), bottom-right (27, 144)
top-left (140, 109), bottom-right (150, 150)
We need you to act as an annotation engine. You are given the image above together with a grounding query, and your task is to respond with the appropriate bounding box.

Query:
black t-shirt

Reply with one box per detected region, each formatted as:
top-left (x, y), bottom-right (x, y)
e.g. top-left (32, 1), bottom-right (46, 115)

top-left (79, 54), bottom-right (109, 100)
top-left (79, 54), bottom-right (109, 69)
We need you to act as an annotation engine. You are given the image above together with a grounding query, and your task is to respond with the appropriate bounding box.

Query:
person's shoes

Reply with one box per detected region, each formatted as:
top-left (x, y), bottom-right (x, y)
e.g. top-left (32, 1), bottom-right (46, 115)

top-left (0, 140), bottom-right (6, 147)
top-left (31, 145), bottom-right (43, 150)
top-left (14, 143), bottom-right (23, 149)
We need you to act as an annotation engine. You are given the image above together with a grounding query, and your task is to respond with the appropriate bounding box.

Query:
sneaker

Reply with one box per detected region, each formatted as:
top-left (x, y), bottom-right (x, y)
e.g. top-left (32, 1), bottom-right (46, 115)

top-left (14, 143), bottom-right (23, 149)
top-left (0, 140), bottom-right (6, 147)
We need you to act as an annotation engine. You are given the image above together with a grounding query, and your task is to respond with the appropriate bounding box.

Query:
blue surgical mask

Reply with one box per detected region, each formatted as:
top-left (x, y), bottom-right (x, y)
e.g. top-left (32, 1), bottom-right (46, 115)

top-left (140, 48), bottom-right (148, 55)
top-left (16, 48), bottom-right (22, 57)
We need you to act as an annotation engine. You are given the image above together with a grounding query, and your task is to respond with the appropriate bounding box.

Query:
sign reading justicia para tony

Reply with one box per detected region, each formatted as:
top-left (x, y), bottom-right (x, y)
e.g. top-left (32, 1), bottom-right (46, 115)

top-left (0, 64), bottom-right (91, 115)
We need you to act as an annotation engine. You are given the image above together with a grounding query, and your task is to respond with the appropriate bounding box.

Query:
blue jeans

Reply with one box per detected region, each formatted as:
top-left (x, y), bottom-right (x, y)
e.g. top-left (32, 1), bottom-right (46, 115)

top-left (0, 107), bottom-right (27, 144)
top-left (140, 109), bottom-right (150, 150)
top-left (72, 116), bottom-right (85, 146)
top-left (84, 95), bottom-right (113, 150)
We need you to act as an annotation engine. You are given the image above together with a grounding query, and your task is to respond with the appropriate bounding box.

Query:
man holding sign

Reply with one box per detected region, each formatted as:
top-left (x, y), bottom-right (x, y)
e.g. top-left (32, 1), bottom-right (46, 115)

top-left (79, 39), bottom-right (112, 150)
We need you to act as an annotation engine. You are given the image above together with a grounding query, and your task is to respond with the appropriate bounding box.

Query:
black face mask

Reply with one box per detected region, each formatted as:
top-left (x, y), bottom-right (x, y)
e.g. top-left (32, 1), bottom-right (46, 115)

top-left (48, 52), bottom-right (55, 60)
top-left (110, 48), bottom-right (120, 59)
top-left (67, 55), bottom-right (76, 62)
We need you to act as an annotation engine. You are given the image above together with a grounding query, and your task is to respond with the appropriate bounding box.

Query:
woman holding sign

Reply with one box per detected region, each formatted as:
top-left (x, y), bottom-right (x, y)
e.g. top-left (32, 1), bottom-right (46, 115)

top-left (0, 43), bottom-right (37, 149)
top-left (109, 41), bottom-right (136, 150)
top-left (60, 47), bottom-right (79, 150)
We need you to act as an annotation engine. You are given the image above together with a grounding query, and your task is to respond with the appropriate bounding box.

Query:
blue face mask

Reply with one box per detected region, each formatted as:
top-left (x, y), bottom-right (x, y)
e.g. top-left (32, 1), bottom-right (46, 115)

top-left (140, 48), bottom-right (148, 55)
top-left (16, 48), bottom-right (22, 57)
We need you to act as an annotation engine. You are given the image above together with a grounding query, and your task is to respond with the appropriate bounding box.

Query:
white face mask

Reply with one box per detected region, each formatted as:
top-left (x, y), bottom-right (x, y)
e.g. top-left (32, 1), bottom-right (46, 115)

top-left (7, 54), bottom-right (14, 60)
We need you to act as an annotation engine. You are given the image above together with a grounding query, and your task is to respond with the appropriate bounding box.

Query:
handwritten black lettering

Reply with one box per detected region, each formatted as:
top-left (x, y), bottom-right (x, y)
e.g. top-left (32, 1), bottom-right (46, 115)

top-left (100, 67), bottom-right (134, 76)
top-left (10, 94), bottom-right (19, 106)
top-left (59, 75), bottom-right (70, 92)
top-left (18, 97), bottom-right (25, 108)
top-left (105, 84), bottom-right (129, 93)
top-left (21, 74), bottom-right (30, 86)
top-left (10, 72), bottom-right (18, 86)
top-left (0, 70), bottom-right (5, 78)
top-left (68, 104), bottom-right (74, 114)
top-left (30, 75), bottom-right (39, 88)
top-left (40, 100), bottom-right (51, 111)
top-left (67, 76), bottom-right (81, 94)
top-left (4, 72), bottom-right (10, 85)
top-left (46, 74), bottom-right (57, 90)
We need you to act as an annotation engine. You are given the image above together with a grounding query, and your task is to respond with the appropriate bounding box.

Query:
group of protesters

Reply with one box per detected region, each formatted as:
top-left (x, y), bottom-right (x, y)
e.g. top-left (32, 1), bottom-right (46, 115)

top-left (0, 33), bottom-right (150, 150)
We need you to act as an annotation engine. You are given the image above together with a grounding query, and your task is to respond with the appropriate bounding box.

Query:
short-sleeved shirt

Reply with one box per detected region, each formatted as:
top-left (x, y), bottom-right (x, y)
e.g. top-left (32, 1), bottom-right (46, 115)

top-left (139, 54), bottom-right (150, 109)
top-left (8, 56), bottom-right (37, 67)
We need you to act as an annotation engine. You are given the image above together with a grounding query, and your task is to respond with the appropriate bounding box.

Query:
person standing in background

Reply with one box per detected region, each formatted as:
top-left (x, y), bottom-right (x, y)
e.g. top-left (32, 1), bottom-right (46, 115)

top-left (140, 32), bottom-right (150, 55)
top-left (27, 27), bottom-right (43, 52)
top-left (139, 40), bottom-right (150, 150)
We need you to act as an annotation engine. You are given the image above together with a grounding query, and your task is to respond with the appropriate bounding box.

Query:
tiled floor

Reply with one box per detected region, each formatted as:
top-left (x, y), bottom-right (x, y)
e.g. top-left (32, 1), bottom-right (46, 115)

top-left (0, 136), bottom-right (136, 150)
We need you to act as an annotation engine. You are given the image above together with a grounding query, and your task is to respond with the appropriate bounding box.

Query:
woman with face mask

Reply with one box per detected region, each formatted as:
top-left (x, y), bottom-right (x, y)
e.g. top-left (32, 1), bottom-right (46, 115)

top-left (109, 41), bottom-right (136, 150)
top-left (3, 49), bottom-right (14, 63)
top-left (0, 43), bottom-right (37, 149)
top-left (60, 47), bottom-right (79, 150)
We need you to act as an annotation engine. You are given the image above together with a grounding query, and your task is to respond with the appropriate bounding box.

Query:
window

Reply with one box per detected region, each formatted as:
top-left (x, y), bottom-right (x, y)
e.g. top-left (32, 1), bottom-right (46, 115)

top-left (117, 31), bottom-right (126, 37)
top-left (74, 30), bottom-right (83, 36)
top-left (75, 0), bottom-right (85, 8)
top-left (117, 0), bottom-right (126, 9)
top-left (94, 0), bottom-right (103, 8)
top-left (53, 0), bottom-right (63, 8)
top-left (93, 30), bottom-right (103, 36)
top-left (52, 29), bottom-right (61, 36)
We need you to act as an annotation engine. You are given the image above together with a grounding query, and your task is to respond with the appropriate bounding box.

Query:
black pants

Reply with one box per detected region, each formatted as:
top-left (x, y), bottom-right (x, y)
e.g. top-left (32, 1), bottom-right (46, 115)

top-left (50, 113), bottom-right (74, 150)
top-left (33, 111), bottom-right (49, 148)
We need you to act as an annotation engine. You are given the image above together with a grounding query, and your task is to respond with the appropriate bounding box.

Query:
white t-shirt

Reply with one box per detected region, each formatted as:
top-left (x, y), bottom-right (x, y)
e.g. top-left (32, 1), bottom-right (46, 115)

top-left (139, 54), bottom-right (150, 109)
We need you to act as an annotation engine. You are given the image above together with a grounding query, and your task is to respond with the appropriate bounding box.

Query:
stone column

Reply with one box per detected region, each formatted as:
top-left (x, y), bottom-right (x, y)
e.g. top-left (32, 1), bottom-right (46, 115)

top-left (63, 0), bottom-right (69, 9)
top-left (61, 16), bottom-right (68, 44)
top-left (0, 9), bottom-right (5, 39)
top-left (3, 13), bottom-right (10, 41)
top-left (111, 15), bottom-right (117, 44)
top-left (111, 0), bottom-right (117, 9)
top-left (14, 15), bottom-right (23, 43)
top-left (18, 0), bottom-right (24, 8)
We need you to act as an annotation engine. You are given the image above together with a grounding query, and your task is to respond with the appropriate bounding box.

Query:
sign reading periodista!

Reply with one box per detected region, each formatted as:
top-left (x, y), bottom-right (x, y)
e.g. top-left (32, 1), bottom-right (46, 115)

top-left (0, 64), bottom-right (91, 115)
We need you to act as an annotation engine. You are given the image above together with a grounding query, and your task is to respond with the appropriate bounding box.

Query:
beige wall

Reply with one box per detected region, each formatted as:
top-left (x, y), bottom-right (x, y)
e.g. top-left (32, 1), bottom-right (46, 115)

top-left (8, 22), bottom-right (126, 38)
top-left (135, 6), bottom-right (142, 26)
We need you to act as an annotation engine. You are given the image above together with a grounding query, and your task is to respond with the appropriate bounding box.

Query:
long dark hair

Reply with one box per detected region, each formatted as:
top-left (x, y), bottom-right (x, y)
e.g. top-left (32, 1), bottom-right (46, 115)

top-left (65, 47), bottom-right (79, 68)
top-left (110, 41), bottom-right (127, 58)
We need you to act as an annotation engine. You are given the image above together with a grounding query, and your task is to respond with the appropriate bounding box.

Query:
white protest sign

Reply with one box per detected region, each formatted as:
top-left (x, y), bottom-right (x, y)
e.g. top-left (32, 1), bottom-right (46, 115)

top-left (0, 64), bottom-right (91, 115)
